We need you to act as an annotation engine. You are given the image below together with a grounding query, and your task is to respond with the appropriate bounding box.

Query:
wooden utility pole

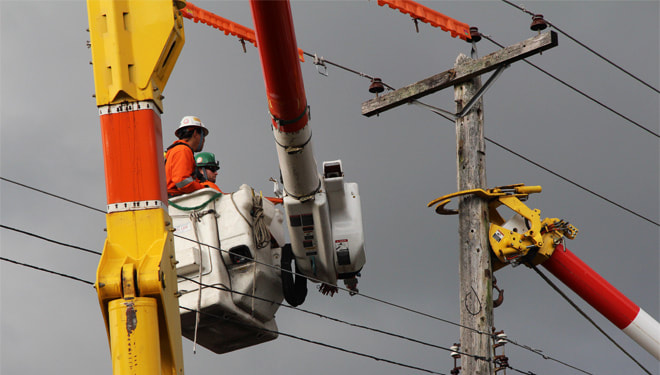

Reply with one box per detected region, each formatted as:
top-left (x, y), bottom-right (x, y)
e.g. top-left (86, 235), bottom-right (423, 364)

top-left (361, 31), bottom-right (558, 374)
top-left (454, 53), bottom-right (492, 374)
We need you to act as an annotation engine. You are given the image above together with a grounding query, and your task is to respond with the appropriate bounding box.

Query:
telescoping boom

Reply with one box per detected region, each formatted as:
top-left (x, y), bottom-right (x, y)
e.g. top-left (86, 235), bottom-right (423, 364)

top-left (87, 0), bottom-right (187, 373)
top-left (250, 0), bottom-right (366, 293)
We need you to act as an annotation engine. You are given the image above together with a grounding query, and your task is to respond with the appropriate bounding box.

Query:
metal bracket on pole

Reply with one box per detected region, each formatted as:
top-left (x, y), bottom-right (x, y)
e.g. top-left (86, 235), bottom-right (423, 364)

top-left (409, 63), bottom-right (508, 121)
top-left (409, 100), bottom-right (456, 120)
top-left (456, 64), bottom-right (508, 119)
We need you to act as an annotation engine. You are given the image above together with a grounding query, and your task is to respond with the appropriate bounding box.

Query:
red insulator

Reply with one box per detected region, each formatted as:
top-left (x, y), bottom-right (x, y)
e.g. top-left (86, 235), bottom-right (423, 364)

top-left (530, 14), bottom-right (548, 31)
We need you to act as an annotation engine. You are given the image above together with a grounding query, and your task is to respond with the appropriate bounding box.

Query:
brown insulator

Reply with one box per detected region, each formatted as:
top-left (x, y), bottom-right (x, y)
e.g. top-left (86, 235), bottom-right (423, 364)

top-left (467, 26), bottom-right (481, 43)
top-left (369, 78), bottom-right (385, 94)
top-left (530, 14), bottom-right (548, 31)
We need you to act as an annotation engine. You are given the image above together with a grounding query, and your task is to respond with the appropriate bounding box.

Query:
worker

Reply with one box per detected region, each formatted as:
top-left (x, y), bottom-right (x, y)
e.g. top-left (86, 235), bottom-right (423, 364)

top-left (195, 152), bottom-right (223, 193)
top-left (165, 115), bottom-right (209, 197)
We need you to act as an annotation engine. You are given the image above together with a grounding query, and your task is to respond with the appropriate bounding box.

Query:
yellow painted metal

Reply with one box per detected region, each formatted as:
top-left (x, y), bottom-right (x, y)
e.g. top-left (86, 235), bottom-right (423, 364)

top-left (109, 297), bottom-right (161, 375)
top-left (87, 0), bottom-right (185, 110)
top-left (428, 184), bottom-right (577, 271)
top-left (427, 184), bottom-right (542, 216)
top-left (96, 208), bottom-right (184, 375)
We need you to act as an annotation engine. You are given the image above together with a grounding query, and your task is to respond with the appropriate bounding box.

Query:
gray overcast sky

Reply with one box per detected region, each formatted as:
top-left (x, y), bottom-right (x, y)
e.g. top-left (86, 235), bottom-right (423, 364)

top-left (1, 1), bottom-right (658, 374)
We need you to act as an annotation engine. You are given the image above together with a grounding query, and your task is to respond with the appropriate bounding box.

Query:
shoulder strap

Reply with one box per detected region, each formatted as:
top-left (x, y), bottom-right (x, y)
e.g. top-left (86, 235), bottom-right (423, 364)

top-left (164, 141), bottom-right (195, 164)
top-left (166, 141), bottom-right (194, 154)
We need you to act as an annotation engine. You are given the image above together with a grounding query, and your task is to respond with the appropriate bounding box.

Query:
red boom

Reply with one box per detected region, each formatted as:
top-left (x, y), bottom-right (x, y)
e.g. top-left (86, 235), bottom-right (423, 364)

top-left (543, 244), bottom-right (659, 359)
top-left (250, 0), bottom-right (308, 133)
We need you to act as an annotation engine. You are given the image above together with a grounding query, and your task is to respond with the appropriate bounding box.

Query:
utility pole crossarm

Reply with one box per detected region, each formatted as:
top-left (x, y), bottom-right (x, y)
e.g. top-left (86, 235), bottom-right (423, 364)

top-left (361, 31), bottom-right (558, 117)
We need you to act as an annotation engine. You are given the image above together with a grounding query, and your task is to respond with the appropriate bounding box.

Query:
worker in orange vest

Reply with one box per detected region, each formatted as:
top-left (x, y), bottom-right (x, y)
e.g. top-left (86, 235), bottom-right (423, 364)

top-left (165, 115), bottom-right (209, 197)
top-left (195, 152), bottom-right (223, 193)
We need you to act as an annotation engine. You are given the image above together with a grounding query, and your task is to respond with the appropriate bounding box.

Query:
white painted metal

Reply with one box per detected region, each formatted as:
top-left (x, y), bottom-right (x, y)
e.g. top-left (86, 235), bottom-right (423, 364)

top-left (324, 161), bottom-right (365, 288)
top-left (273, 120), bottom-right (320, 200)
top-left (169, 186), bottom-right (284, 354)
top-left (107, 200), bottom-right (164, 213)
top-left (285, 160), bottom-right (366, 289)
top-left (622, 308), bottom-right (660, 360)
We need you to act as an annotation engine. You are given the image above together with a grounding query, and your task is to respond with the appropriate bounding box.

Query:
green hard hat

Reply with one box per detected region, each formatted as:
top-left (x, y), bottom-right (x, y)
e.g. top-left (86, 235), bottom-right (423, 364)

top-left (195, 152), bottom-right (219, 171)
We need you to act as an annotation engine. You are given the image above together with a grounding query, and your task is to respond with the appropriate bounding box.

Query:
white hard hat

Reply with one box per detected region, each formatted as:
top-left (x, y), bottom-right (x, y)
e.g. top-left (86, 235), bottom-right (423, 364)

top-left (175, 115), bottom-right (209, 137)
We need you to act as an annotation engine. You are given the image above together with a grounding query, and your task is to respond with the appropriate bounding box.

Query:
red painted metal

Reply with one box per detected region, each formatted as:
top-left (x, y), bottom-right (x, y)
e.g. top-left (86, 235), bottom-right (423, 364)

top-left (250, 0), bottom-right (308, 133)
top-left (100, 109), bottom-right (167, 205)
top-left (542, 244), bottom-right (640, 329)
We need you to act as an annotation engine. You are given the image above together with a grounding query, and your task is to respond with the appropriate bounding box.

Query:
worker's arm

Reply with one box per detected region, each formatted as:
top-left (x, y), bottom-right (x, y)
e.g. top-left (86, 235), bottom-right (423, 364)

top-left (167, 147), bottom-right (205, 195)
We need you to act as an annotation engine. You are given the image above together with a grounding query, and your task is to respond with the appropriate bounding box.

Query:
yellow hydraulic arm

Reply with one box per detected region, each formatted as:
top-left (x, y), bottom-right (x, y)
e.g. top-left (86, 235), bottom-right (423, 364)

top-left (428, 184), bottom-right (577, 270)
top-left (87, 0), bottom-right (186, 374)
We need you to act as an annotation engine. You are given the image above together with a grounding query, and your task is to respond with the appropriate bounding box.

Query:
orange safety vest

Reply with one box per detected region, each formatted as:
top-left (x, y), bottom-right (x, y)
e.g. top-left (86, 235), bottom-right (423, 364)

top-left (165, 140), bottom-right (205, 196)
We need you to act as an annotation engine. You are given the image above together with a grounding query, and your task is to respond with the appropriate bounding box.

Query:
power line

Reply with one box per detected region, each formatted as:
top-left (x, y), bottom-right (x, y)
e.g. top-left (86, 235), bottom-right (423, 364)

top-left (0, 217), bottom-right (491, 361)
top-left (1, 224), bottom-right (102, 256)
top-left (480, 34), bottom-right (659, 138)
top-left (302, 51), bottom-right (396, 90)
top-left (2, 190), bottom-right (598, 375)
top-left (531, 265), bottom-right (652, 375)
top-left (296, 52), bottom-right (660, 225)
top-left (499, 0), bottom-right (660, 95)
top-left (0, 223), bottom-right (482, 367)
top-left (407, 92), bottom-right (659, 226)
top-left (0, 177), bottom-right (106, 214)
top-left (482, 136), bottom-right (659, 227)
top-left (0, 256), bottom-right (95, 286)
top-left (179, 305), bottom-right (449, 375)
top-left (179, 275), bottom-right (486, 361)
top-left (302, 31), bottom-right (658, 138)
top-left (0, 176), bottom-right (494, 336)
top-left (0, 254), bottom-right (447, 374)
top-left (504, 337), bottom-right (594, 375)
top-left (172, 232), bottom-right (494, 337)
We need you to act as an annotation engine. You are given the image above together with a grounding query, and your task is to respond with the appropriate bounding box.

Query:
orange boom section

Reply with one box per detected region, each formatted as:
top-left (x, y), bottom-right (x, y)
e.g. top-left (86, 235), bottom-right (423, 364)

top-left (181, 2), bottom-right (304, 62)
top-left (378, 0), bottom-right (470, 40)
top-left (100, 106), bottom-right (168, 206)
top-left (181, 2), bottom-right (257, 46)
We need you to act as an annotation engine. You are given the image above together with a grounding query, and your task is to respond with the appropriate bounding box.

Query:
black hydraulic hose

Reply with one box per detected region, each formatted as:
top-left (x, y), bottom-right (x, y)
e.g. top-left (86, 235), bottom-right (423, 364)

top-left (281, 244), bottom-right (308, 307)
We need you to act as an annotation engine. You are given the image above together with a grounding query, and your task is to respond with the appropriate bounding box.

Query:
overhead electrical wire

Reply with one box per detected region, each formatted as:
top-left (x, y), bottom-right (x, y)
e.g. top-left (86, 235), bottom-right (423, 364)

top-left (0, 221), bottom-right (487, 366)
top-left (0, 209), bottom-right (598, 375)
top-left (178, 275), bottom-right (483, 361)
top-left (531, 265), bottom-right (652, 375)
top-left (479, 34), bottom-right (659, 138)
top-left (1, 5), bottom-right (651, 372)
top-left (171, 230), bottom-right (492, 337)
top-left (479, 137), bottom-right (658, 226)
top-left (179, 305), bottom-right (449, 375)
top-left (5, 168), bottom-right (655, 373)
top-left (0, 255), bottom-right (447, 375)
top-left (403, 106), bottom-right (660, 227)
top-left (1, 224), bottom-right (102, 256)
top-left (504, 336), bottom-right (594, 375)
top-left (0, 177), bottom-right (106, 214)
top-left (499, 0), bottom-right (660, 95)
top-left (0, 256), bottom-right (94, 286)
top-left (0, 175), bottom-right (491, 337)
top-left (295, 52), bottom-right (660, 225)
